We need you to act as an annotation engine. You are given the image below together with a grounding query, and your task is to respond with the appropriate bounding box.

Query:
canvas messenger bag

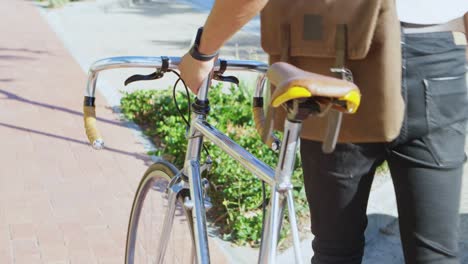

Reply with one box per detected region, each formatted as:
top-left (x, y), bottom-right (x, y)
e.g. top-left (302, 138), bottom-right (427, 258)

top-left (261, 0), bottom-right (404, 142)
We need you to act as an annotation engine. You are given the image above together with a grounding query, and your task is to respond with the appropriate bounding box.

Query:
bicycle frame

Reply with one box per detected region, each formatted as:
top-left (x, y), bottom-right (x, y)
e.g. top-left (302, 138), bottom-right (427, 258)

top-left (85, 56), bottom-right (304, 264)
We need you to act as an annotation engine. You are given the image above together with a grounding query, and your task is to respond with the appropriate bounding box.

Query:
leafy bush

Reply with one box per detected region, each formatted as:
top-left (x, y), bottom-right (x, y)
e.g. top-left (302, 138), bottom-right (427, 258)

top-left (120, 83), bottom-right (308, 246)
top-left (41, 0), bottom-right (79, 8)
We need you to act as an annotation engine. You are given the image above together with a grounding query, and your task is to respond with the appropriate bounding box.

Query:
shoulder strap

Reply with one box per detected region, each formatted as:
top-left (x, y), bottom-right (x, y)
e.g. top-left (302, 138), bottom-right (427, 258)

top-left (322, 24), bottom-right (348, 153)
top-left (279, 23), bottom-right (291, 62)
top-left (334, 24), bottom-right (347, 69)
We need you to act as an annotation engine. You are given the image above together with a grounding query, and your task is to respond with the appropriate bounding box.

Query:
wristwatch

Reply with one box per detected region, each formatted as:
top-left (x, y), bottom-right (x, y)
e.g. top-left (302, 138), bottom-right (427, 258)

top-left (189, 27), bottom-right (219, 61)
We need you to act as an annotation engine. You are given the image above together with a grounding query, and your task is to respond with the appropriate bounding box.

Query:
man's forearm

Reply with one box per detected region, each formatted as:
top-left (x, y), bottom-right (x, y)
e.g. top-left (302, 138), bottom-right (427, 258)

top-left (198, 0), bottom-right (268, 54)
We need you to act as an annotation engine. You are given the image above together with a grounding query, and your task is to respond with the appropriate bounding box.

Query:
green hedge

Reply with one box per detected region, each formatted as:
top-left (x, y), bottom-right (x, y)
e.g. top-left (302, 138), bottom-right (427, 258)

top-left (43, 0), bottom-right (79, 8)
top-left (121, 84), bottom-right (308, 246)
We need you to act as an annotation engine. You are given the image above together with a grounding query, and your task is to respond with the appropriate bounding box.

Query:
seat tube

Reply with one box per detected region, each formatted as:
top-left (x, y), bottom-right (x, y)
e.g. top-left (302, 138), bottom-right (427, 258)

top-left (259, 119), bottom-right (303, 264)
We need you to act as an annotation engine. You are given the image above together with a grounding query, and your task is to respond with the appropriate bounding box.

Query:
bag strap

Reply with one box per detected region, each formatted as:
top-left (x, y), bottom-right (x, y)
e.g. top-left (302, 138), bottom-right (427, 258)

top-left (322, 24), bottom-right (348, 153)
top-left (334, 25), bottom-right (347, 69)
top-left (280, 23), bottom-right (291, 62)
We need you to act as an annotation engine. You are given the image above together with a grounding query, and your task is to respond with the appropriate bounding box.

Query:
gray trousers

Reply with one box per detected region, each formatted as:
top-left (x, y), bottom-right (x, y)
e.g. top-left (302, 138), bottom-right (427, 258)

top-left (301, 31), bottom-right (468, 264)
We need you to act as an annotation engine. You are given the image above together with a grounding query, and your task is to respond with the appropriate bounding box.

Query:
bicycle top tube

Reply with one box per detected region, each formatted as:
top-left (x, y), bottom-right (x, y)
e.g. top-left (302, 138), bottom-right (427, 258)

top-left (85, 56), bottom-right (268, 97)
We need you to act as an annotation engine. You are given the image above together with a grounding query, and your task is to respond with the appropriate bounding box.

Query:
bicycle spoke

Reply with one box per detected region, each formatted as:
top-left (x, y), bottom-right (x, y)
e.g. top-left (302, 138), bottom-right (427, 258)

top-left (126, 161), bottom-right (196, 264)
top-left (155, 190), bottom-right (178, 263)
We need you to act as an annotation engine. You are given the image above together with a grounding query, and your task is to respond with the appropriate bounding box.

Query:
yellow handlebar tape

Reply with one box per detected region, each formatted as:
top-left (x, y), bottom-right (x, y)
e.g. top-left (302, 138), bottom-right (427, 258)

top-left (252, 106), bottom-right (274, 147)
top-left (83, 106), bottom-right (104, 149)
top-left (252, 97), bottom-right (280, 151)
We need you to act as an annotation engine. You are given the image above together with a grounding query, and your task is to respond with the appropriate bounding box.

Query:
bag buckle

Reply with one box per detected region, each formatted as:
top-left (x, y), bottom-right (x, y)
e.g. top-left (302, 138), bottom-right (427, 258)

top-left (330, 67), bottom-right (354, 83)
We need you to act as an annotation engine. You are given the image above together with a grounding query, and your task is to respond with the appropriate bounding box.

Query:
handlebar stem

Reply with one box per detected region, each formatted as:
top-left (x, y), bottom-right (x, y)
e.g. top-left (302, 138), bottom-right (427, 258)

top-left (196, 71), bottom-right (214, 102)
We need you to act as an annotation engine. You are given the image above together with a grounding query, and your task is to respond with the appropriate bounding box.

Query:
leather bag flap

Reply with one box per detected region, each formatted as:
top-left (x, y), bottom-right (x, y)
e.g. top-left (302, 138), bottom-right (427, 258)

top-left (261, 0), bottom-right (382, 60)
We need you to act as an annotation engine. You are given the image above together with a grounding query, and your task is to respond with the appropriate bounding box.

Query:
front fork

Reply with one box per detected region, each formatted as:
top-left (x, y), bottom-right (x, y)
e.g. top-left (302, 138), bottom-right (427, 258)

top-left (159, 157), bottom-right (212, 264)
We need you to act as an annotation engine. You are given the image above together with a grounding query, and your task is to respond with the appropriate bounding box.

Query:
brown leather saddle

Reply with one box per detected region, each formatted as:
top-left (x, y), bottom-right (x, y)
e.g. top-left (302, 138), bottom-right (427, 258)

top-left (267, 62), bottom-right (361, 113)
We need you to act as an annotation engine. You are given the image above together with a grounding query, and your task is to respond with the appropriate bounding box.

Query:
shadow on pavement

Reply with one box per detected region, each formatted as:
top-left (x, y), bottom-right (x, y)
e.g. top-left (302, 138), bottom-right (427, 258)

top-left (0, 46), bottom-right (49, 64)
top-left (364, 213), bottom-right (468, 263)
top-left (0, 47), bottom-right (51, 55)
top-left (0, 55), bottom-right (37, 61)
top-left (149, 33), bottom-right (266, 61)
top-left (0, 89), bottom-right (125, 128)
top-left (150, 39), bottom-right (191, 50)
top-left (104, 0), bottom-right (201, 18)
top-left (0, 121), bottom-right (153, 164)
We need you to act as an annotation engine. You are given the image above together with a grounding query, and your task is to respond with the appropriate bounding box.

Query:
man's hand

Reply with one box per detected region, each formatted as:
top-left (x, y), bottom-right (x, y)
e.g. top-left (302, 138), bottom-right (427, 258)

top-left (179, 53), bottom-right (216, 94)
top-left (178, 0), bottom-right (267, 93)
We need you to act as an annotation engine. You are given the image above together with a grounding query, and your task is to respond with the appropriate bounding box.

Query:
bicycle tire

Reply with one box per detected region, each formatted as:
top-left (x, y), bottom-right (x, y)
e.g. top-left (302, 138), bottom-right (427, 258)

top-left (125, 160), bottom-right (196, 264)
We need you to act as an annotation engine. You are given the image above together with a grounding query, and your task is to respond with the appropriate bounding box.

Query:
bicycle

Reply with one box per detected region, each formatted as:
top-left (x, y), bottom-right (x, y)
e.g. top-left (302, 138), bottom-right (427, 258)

top-left (82, 55), bottom-right (360, 263)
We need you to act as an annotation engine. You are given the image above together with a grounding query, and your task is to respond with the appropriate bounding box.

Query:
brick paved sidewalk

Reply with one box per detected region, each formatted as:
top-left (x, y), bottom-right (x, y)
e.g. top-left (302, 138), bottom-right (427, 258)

top-left (0, 0), bottom-right (226, 263)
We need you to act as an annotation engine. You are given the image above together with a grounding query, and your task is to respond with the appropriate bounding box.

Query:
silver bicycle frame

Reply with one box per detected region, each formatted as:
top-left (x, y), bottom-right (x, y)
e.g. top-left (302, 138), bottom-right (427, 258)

top-left (187, 113), bottom-right (304, 264)
top-left (85, 56), bottom-right (304, 264)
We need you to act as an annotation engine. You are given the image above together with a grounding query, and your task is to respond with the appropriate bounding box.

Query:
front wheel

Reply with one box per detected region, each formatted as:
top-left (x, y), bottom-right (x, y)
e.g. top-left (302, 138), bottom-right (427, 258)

top-left (125, 160), bottom-right (195, 264)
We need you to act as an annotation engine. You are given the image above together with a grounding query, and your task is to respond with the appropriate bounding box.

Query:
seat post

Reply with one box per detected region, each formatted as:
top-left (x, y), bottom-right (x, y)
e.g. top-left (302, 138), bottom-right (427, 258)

top-left (285, 99), bottom-right (321, 122)
top-left (274, 99), bottom-right (318, 188)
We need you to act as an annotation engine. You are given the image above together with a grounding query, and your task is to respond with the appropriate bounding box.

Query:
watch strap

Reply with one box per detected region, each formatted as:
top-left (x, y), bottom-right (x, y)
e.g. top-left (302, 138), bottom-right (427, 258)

top-left (189, 27), bottom-right (218, 61)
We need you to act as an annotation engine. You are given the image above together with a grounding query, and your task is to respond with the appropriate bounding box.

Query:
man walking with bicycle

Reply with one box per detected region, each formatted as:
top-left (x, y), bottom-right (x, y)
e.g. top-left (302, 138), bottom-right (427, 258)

top-left (179, 0), bottom-right (468, 263)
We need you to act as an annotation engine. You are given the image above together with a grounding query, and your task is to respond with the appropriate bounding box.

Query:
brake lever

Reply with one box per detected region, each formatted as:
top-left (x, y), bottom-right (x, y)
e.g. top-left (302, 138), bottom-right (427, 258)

top-left (124, 71), bottom-right (164, 86)
top-left (124, 56), bottom-right (170, 86)
top-left (213, 74), bottom-right (239, 85)
top-left (213, 59), bottom-right (239, 85)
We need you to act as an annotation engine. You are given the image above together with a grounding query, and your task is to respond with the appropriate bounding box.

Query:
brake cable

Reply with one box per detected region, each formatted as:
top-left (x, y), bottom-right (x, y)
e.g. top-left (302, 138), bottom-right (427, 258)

top-left (168, 69), bottom-right (210, 157)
